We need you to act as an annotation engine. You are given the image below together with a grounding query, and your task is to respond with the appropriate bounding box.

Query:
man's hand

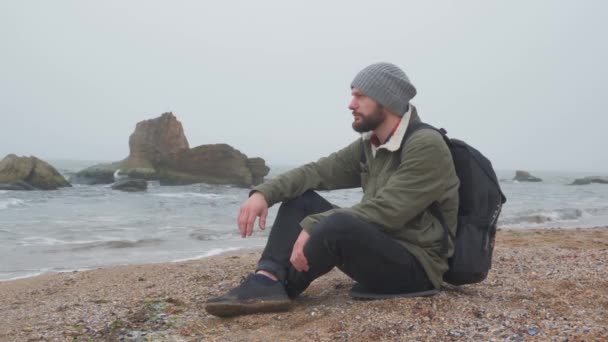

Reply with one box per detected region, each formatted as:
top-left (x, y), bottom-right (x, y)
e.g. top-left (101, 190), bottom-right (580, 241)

top-left (238, 192), bottom-right (269, 238)
top-left (290, 230), bottom-right (310, 272)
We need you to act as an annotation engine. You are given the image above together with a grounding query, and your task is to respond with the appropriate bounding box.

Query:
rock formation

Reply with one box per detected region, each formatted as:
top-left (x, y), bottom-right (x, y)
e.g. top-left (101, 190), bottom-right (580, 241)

top-left (570, 176), bottom-right (608, 185)
top-left (159, 144), bottom-right (258, 186)
top-left (73, 112), bottom-right (269, 187)
top-left (513, 170), bottom-right (542, 182)
top-left (123, 112), bottom-right (189, 173)
top-left (0, 180), bottom-right (37, 191)
top-left (247, 157), bottom-right (271, 186)
top-left (111, 179), bottom-right (148, 192)
top-left (0, 154), bottom-right (71, 190)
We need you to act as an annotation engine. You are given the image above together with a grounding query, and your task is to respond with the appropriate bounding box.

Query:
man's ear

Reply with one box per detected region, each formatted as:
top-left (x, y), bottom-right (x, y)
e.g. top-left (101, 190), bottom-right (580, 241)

top-left (381, 106), bottom-right (394, 117)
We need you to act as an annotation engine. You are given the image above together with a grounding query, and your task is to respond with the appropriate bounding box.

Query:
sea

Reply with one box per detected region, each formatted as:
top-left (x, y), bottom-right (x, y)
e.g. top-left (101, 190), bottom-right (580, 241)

top-left (1, 160), bottom-right (607, 281)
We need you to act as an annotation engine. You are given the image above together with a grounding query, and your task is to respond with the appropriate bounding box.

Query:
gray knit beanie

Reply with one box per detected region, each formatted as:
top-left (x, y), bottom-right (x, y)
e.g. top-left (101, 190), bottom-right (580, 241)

top-left (351, 62), bottom-right (417, 117)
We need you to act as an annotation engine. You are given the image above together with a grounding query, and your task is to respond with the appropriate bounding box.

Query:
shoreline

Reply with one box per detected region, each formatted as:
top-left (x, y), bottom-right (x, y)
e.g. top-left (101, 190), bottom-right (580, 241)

top-left (2, 226), bottom-right (606, 284)
top-left (0, 246), bottom-right (258, 283)
top-left (1, 228), bottom-right (607, 340)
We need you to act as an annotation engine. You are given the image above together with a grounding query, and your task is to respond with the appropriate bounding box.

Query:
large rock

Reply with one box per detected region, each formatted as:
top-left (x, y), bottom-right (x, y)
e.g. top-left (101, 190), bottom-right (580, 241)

top-left (70, 161), bottom-right (121, 185)
top-left (111, 179), bottom-right (148, 192)
top-left (0, 180), bottom-right (37, 191)
top-left (513, 170), bottom-right (542, 182)
top-left (124, 112), bottom-right (189, 169)
top-left (74, 112), bottom-right (269, 187)
top-left (71, 162), bottom-right (156, 185)
top-left (0, 154), bottom-right (71, 190)
top-left (160, 144), bottom-right (256, 186)
top-left (247, 157), bottom-right (270, 186)
top-left (570, 176), bottom-right (608, 185)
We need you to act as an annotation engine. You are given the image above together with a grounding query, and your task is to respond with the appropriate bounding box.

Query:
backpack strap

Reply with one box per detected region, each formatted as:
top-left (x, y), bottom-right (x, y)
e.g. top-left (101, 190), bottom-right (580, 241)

top-left (402, 122), bottom-right (454, 256)
top-left (429, 201), bottom-right (455, 256)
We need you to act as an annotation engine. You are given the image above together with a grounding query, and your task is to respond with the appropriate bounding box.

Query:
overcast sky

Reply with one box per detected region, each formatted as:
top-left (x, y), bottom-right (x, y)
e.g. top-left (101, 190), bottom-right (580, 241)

top-left (1, 1), bottom-right (606, 172)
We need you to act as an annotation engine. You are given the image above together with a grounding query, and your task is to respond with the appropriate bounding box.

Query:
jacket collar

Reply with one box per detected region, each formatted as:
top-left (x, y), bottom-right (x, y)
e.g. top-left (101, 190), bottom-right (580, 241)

top-left (362, 104), bottom-right (418, 152)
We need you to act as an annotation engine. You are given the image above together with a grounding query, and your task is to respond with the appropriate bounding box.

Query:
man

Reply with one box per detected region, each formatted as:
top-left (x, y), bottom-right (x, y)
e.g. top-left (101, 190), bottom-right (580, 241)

top-left (205, 62), bottom-right (460, 318)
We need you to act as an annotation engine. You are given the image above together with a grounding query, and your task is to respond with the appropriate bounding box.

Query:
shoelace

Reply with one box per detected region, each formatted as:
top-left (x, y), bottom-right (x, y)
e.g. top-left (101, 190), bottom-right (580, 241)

top-left (239, 274), bottom-right (255, 284)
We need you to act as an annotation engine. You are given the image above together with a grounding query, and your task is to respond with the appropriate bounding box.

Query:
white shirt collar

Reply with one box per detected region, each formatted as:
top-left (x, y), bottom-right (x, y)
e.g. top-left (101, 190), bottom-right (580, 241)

top-left (361, 105), bottom-right (412, 156)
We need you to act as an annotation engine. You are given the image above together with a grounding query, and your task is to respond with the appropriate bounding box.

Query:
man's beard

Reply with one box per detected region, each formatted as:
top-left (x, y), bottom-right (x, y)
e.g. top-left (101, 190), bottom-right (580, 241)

top-left (352, 106), bottom-right (385, 133)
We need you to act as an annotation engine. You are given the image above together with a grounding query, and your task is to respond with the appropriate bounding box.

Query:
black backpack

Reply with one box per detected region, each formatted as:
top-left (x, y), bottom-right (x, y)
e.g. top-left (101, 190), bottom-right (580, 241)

top-left (361, 122), bottom-right (507, 285)
top-left (403, 122), bottom-right (507, 285)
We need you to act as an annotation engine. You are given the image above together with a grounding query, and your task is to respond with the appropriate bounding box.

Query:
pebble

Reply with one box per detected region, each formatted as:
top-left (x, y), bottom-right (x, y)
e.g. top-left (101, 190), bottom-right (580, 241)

top-left (449, 330), bottom-right (464, 337)
top-left (527, 327), bottom-right (539, 336)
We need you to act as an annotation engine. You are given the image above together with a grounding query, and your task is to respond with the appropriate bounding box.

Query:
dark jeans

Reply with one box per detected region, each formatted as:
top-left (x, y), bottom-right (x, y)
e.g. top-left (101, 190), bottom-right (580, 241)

top-left (256, 191), bottom-right (434, 298)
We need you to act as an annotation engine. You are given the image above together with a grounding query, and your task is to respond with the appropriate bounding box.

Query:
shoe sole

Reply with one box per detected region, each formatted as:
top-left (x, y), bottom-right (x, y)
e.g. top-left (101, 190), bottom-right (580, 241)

top-left (205, 299), bottom-right (291, 317)
top-left (349, 288), bottom-right (439, 300)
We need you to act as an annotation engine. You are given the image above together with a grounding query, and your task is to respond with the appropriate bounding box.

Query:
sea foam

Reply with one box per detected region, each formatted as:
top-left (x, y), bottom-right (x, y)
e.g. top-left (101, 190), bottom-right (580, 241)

top-left (171, 247), bottom-right (243, 262)
top-left (153, 192), bottom-right (225, 199)
top-left (0, 198), bottom-right (25, 210)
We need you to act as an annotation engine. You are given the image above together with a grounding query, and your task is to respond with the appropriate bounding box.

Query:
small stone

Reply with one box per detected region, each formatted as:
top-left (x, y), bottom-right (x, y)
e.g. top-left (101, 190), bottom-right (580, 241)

top-left (449, 330), bottom-right (464, 337)
top-left (513, 333), bottom-right (525, 342)
top-left (527, 327), bottom-right (539, 336)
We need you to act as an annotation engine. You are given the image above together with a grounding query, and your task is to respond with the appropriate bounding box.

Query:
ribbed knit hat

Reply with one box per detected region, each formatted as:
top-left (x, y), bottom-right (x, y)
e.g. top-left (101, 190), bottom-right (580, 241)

top-left (351, 62), bottom-right (417, 117)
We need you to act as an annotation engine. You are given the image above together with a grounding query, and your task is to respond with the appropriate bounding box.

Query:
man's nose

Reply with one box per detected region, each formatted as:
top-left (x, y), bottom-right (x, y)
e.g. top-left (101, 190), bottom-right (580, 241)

top-left (348, 98), bottom-right (357, 111)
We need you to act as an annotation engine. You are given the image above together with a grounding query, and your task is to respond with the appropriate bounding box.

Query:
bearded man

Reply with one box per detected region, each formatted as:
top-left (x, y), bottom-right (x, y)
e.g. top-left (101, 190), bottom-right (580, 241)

top-left (205, 62), bottom-right (460, 317)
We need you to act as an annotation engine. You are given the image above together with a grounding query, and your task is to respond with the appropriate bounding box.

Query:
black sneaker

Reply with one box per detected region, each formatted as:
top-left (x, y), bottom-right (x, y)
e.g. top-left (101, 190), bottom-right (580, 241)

top-left (205, 274), bottom-right (291, 317)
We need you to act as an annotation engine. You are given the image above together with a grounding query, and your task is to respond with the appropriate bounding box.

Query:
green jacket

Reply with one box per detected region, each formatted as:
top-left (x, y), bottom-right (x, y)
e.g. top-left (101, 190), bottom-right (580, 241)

top-left (252, 105), bottom-right (460, 288)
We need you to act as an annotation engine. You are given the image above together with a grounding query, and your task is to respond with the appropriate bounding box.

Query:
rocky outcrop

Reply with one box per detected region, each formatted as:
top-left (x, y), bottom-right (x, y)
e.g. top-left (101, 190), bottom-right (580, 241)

top-left (159, 144), bottom-right (255, 186)
top-left (70, 162), bottom-right (121, 185)
top-left (74, 112), bottom-right (269, 187)
top-left (111, 179), bottom-right (148, 192)
top-left (570, 176), bottom-right (608, 185)
top-left (0, 154), bottom-right (71, 190)
top-left (123, 112), bottom-right (189, 170)
top-left (70, 162), bottom-right (157, 185)
top-left (0, 180), bottom-right (37, 191)
top-left (247, 158), bottom-right (271, 186)
top-left (513, 170), bottom-right (542, 182)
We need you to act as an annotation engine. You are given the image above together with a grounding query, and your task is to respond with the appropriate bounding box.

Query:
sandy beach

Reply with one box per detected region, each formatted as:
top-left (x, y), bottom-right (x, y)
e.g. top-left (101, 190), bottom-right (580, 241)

top-left (1, 228), bottom-right (607, 341)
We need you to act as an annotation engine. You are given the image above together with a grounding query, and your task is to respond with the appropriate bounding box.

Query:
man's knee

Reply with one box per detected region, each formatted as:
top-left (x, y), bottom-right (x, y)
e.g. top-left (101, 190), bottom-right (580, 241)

top-left (314, 212), bottom-right (359, 241)
top-left (280, 190), bottom-right (321, 212)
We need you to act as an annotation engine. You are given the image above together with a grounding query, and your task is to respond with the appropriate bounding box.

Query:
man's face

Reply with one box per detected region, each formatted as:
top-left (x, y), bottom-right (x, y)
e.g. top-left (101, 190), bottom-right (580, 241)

top-left (349, 88), bottom-right (385, 133)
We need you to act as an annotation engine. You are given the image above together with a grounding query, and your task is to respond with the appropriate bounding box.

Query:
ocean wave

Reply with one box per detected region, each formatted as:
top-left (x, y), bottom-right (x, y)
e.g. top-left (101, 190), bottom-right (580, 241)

top-left (499, 207), bottom-right (608, 227)
top-left (19, 237), bottom-right (163, 250)
top-left (153, 192), bottom-right (226, 199)
top-left (0, 271), bottom-right (45, 282)
top-left (171, 247), bottom-right (243, 262)
top-left (584, 207), bottom-right (608, 216)
top-left (19, 237), bottom-right (100, 247)
top-left (189, 230), bottom-right (239, 241)
top-left (66, 238), bottom-right (163, 251)
top-left (0, 267), bottom-right (94, 282)
top-left (0, 198), bottom-right (26, 210)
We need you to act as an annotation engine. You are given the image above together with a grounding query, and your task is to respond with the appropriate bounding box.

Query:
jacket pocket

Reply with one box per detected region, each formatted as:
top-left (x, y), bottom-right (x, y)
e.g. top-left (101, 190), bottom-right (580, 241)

top-left (408, 210), bottom-right (444, 248)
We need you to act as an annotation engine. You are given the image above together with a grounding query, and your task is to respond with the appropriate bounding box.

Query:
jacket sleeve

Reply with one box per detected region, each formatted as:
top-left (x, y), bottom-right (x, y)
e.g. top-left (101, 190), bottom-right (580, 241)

top-left (300, 130), bottom-right (451, 235)
top-left (252, 139), bottom-right (362, 206)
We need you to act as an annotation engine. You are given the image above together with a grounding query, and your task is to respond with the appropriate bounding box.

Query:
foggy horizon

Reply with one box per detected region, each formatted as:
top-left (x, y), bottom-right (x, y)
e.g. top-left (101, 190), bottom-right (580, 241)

top-left (2, 1), bottom-right (607, 173)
